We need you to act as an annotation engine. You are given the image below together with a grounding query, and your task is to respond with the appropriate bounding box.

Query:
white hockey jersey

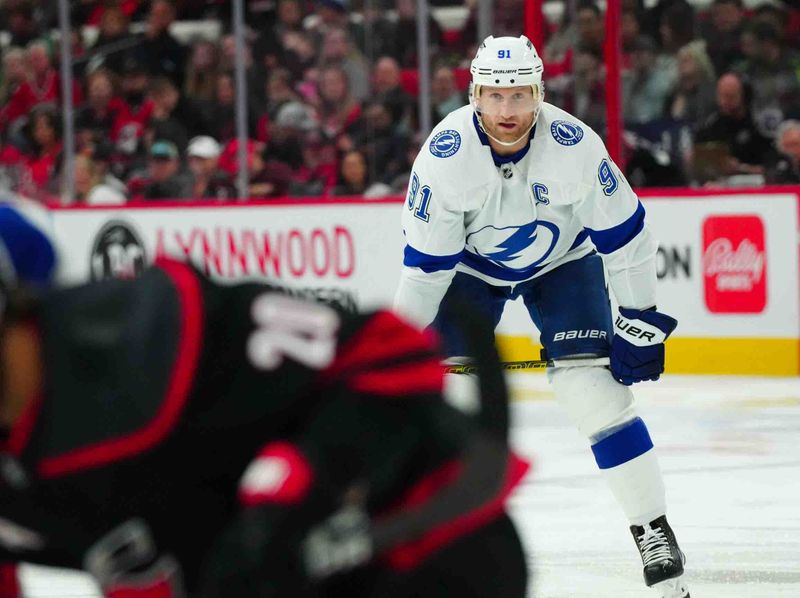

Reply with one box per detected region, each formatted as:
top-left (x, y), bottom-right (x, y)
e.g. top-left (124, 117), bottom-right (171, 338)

top-left (394, 103), bottom-right (659, 329)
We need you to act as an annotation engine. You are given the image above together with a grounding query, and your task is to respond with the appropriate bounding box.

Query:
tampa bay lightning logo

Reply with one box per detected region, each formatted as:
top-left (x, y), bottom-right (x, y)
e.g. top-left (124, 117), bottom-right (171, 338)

top-left (466, 221), bottom-right (560, 271)
top-left (429, 130), bottom-right (462, 158)
top-left (550, 120), bottom-right (584, 146)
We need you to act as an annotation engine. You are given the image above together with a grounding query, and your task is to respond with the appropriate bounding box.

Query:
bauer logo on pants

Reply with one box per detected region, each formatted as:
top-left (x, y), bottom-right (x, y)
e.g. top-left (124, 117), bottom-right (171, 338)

top-left (702, 215), bottom-right (766, 313)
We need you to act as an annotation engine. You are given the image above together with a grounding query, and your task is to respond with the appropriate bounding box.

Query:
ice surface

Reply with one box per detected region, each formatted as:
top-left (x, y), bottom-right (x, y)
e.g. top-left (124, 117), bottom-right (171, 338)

top-left (18, 375), bottom-right (800, 597)
top-left (508, 374), bottom-right (800, 598)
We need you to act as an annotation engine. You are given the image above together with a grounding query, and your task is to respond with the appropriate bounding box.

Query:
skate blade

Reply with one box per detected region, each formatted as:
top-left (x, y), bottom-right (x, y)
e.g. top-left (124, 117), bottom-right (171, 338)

top-left (652, 576), bottom-right (689, 598)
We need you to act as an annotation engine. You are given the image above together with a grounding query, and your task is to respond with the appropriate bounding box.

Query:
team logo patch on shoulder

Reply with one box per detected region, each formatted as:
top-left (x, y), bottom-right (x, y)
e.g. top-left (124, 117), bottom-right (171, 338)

top-left (429, 130), bottom-right (462, 158)
top-left (550, 120), bottom-right (584, 146)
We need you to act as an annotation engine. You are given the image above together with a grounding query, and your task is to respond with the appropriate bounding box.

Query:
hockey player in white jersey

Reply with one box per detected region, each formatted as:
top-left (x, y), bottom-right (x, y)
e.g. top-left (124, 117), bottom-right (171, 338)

top-left (394, 35), bottom-right (689, 598)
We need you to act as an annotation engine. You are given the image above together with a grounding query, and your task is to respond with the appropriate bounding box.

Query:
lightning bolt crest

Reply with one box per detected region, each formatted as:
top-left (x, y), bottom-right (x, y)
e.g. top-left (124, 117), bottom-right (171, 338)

top-left (486, 222), bottom-right (538, 262)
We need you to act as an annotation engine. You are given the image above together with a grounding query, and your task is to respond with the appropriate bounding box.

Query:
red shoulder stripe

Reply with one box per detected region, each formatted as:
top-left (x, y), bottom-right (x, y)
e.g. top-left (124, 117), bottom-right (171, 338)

top-left (329, 311), bottom-right (440, 376)
top-left (382, 453), bottom-right (530, 571)
top-left (37, 260), bottom-right (204, 478)
top-left (348, 357), bottom-right (444, 396)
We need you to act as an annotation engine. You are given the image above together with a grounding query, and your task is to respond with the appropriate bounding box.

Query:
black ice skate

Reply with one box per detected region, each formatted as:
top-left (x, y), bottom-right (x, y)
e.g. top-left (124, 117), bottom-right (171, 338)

top-left (630, 515), bottom-right (690, 598)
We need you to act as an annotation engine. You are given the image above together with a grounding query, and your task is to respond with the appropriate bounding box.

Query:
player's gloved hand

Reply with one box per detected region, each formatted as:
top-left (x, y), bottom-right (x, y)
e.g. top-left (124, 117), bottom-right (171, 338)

top-left (302, 504), bottom-right (373, 579)
top-left (610, 307), bottom-right (677, 385)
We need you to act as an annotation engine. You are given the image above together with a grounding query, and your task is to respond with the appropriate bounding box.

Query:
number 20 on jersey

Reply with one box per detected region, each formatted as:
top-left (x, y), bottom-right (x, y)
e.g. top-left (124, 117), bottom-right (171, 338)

top-left (408, 173), bottom-right (432, 222)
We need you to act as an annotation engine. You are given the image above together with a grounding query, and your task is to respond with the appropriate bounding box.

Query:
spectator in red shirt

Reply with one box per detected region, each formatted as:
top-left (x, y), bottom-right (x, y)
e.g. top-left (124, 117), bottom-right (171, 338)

top-left (111, 57), bottom-right (155, 171)
top-left (20, 105), bottom-right (62, 202)
top-left (0, 41), bottom-right (82, 133)
top-left (289, 130), bottom-right (338, 197)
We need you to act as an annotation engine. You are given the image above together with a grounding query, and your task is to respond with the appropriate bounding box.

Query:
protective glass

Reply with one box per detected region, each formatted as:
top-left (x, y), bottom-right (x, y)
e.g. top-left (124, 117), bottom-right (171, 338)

top-left (475, 86), bottom-right (541, 117)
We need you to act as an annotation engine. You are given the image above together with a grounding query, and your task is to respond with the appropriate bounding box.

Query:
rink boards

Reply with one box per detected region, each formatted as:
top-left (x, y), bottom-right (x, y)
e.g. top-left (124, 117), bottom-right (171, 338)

top-left (49, 188), bottom-right (800, 376)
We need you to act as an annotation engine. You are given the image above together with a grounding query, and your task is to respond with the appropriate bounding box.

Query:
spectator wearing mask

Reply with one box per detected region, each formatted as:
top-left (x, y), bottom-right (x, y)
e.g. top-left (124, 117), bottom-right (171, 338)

top-left (622, 36), bottom-right (672, 125)
top-left (700, 0), bottom-right (745, 74)
top-left (71, 155), bottom-right (126, 206)
top-left (111, 56), bottom-right (154, 162)
top-left (667, 41), bottom-right (717, 131)
top-left (693, 73), bottom-right (771, 177)
top-left (131, 140), bottom-right (191, 201)
top-left (765, 120), bottom-right (800, 184)
top-left (186, 136), bottom-right (237, 200)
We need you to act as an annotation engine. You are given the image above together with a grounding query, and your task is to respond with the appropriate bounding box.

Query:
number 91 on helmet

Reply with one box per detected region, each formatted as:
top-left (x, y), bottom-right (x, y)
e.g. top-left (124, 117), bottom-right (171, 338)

top-left (470, 35), bottom-right (545, 147)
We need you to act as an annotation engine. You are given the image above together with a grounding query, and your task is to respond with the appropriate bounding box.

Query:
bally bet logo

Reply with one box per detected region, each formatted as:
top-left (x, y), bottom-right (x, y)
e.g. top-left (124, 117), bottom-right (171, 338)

top-left (702, 215), bottom-right (766, 313)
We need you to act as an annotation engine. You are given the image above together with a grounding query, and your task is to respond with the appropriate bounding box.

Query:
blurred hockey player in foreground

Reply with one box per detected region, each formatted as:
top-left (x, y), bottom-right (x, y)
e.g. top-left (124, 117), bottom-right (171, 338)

top-left (394, 35), bottom-right (689, 597)
top-left (0, 203), bottom-right (529, 597)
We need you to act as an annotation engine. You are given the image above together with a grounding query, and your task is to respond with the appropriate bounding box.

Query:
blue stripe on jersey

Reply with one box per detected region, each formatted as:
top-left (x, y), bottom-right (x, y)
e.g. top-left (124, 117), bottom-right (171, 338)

top-left (591, 417), bottom-right (654, 470)
top-left (585, 201), bottom-right (646, 254)
top-left (403, 244), bottom-right (463, 273)
top-left (460, 251), bottom-right (549, 282)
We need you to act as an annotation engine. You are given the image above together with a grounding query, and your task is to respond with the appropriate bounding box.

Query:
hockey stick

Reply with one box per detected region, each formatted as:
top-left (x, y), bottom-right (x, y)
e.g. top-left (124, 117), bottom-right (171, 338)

top-left (444, 356), bottom-right (610, 374)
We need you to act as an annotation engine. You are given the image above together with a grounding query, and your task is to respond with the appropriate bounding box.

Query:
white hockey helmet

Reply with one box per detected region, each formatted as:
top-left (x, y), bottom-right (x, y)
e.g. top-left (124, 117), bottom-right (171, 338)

top-left (470, 35), bottom-right (545, 145)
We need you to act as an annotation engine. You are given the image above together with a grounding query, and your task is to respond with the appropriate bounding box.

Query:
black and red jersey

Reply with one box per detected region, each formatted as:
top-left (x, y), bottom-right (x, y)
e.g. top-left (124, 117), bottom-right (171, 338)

top-left (0, 260), bottom-right (528, 597)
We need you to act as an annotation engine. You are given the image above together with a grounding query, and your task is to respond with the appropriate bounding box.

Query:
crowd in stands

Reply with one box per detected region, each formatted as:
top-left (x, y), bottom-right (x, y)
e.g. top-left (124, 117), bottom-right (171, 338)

top-left (0, 0), bottom-right (799, 204)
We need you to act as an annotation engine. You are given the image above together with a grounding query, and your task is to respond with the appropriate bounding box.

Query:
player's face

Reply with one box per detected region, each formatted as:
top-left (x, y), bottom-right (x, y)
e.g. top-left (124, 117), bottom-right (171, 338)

top-left (477, 86), bottom-right (537, 143)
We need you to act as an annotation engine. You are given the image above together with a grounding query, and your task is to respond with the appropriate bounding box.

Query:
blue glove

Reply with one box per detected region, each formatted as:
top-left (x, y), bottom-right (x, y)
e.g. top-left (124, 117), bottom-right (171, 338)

top-left (610, 307), bottom-right (678, 385)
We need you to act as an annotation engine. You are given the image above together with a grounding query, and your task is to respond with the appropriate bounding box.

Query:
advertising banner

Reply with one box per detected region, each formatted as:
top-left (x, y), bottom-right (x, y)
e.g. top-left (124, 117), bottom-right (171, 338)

top-left (51, 200), bottom-right (404, 312)
top-left (49, 189), bottom-right (800, 375)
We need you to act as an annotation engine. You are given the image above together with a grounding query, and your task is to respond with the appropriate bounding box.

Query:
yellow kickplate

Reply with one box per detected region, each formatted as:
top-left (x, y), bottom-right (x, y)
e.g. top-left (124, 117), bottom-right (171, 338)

top-left (495, 335), bottom-right (800, 377)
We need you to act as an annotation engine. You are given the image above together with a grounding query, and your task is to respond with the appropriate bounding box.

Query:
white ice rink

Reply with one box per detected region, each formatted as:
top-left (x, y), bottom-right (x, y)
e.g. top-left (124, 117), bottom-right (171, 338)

top-left (18, 374), bottom-right (800, 598)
